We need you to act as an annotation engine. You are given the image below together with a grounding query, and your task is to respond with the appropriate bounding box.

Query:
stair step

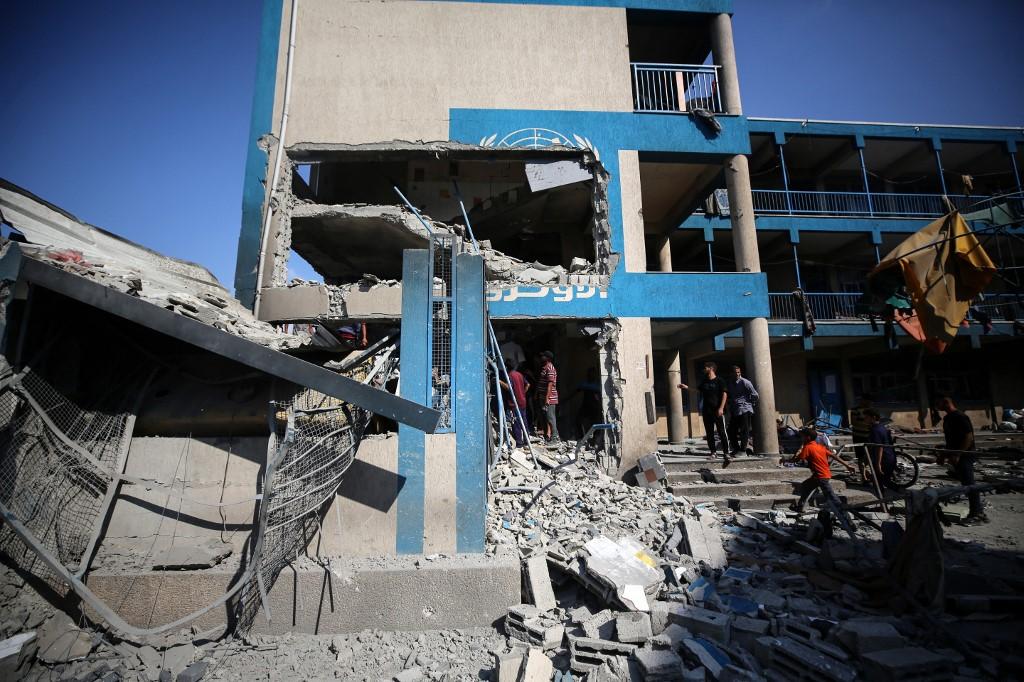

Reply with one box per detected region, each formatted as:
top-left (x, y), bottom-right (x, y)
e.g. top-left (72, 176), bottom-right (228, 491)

top-left (661, 456), bottom-right (779, 473)
top-left (667, 467), bottom-right (799, 484)
top-left (699, 488), bottom-right (879, 511)
top-left (668, 478), bottom-right (850, 500)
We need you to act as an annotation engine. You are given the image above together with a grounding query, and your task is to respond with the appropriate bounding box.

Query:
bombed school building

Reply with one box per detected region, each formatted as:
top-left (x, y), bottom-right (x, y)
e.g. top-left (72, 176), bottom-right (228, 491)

top-left (1, 0), bottom-right (1024, 679)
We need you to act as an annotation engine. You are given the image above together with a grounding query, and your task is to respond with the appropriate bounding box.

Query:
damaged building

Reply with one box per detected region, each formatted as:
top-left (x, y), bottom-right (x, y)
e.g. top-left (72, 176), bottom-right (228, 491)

top-left (1, 0), bottom-right (1023, 679)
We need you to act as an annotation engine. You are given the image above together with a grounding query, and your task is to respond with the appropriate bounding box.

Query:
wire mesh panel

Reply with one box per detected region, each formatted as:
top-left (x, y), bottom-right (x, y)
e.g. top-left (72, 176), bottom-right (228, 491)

top-left (0, 348), bottom-right (148, 575)
top-left (428, 234), bottom-right (457, 431)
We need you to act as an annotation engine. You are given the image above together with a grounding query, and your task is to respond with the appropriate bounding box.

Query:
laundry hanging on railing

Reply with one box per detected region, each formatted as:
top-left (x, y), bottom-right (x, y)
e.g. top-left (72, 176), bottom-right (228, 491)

top-left (863, 211), bottom-right (996, 353)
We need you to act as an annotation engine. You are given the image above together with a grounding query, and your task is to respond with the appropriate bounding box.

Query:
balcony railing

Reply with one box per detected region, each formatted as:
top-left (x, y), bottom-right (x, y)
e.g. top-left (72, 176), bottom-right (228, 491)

top-left (769, 293), bottom-right (862, 321)
top-left (751, 190), bottom-right (990, 218)
top-left (769, 292), bottom-right (1023, 322)
top-left (631, 63), bottom-right (723, 114)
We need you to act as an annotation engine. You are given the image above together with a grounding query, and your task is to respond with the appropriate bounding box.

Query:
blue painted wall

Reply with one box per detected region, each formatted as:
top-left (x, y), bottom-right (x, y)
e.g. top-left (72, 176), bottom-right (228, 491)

top-left (450, 108), bottom-right (766, 319)
top-left (234, 0), bottom-right (283, 310)
top-left (454, 253), bottom-right (487, 552)
top-left (397, 249), bottom-right (431, 554)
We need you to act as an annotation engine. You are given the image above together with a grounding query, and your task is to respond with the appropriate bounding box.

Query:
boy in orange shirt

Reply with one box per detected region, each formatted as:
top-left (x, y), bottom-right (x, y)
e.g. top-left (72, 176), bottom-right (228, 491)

top-left (786, 426), bottom-right (854, 513)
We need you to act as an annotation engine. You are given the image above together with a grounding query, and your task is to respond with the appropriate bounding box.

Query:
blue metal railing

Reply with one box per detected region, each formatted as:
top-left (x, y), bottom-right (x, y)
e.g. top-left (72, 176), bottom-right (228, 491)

top-left (750, 190), bottom-right (991, 218)
top-left (631, 63), bottom-right (723, 114)
top-left (770, 292), bottom-right (1023, 322)
top-left (769, 293), bottom-right (863, 321)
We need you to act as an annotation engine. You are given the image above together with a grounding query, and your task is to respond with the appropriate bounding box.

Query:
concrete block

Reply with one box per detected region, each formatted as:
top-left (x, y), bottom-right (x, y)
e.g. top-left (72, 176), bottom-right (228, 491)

top-left (520, 648), bottom-right (554, 682)
top-left (731, 616), bottom-right (770, 649)
top-left (832, 621), bottom-right (905, 655)
top-left (581, 609), bottom-right (617, 640)
top-left (860, 647), bottom-right (955, 681)
top-left (667, 605), bottom-right (732, 644)
top-left (649, 600), bottom-right (670, 635)
top-left (633, 646), bottom-right (683, 681)
top-left (525, 554), bottom-right (557, 612)
top-left (615, 612), bottom-right (652, 644)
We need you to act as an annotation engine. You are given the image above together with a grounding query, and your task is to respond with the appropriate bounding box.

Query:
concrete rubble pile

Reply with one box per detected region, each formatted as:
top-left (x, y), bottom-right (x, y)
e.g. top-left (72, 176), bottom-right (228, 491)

top-left (481, 449), bottom-right (1017, 681)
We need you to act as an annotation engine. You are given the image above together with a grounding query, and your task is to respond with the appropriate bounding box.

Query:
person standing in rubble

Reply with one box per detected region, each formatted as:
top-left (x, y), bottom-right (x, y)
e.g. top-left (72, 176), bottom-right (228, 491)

top-left (849, 394), bottom-right (874, 479)
top-left (787, 426), bottom-right (855, 513)
top-left (505, 358), bottom-right (530, 448)
top-left (864, 408), bottom-right (897, 490)
top-left (536, 351), bottom-right (560, 444)
top-left (937, 396), bottom-right (987, 525)
top-left (696, 361), bottom-right (729, 462)
top-left (726, 364), bottom-right (758, 456)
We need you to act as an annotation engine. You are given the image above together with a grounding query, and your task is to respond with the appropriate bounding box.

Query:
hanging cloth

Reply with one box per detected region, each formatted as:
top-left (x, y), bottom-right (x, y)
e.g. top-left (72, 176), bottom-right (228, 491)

top-left (868, 212), bottom-right (996, 352)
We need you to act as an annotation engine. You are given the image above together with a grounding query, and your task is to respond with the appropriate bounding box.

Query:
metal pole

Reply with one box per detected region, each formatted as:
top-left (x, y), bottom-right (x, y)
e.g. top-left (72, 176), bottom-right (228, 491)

top-left (707, 242), bottom-right (715, 272)
top-left (792, 243), bottom-right (802, 290)
top-left (451, 180), bottom-right (480, 253)
top-left (488, 322), bottom-right (539, 467)
top-left (778, 143), bottom-right (794, 215)
top-left (874, 244), bottom-right (882, 264)
top-left (934, 148), bottom-right (949, 195)
top-left (1010, 150), bottom-right (1022, 194)
top-left (858, 147), bottom-right (874, 216)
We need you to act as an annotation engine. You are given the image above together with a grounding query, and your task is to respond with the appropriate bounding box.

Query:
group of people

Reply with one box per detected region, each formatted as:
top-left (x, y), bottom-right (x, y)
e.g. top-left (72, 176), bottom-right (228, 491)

top-left (786, 393), bottom-right (987, 526)
top-left (497, 351), bottom-right (560, 448)
top-left (678, 361), bottom-right (760, 465)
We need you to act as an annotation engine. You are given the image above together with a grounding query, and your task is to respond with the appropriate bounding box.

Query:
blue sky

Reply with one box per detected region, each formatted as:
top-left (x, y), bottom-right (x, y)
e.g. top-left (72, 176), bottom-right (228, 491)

top-left (1, 0), bottom-right (1021, 294)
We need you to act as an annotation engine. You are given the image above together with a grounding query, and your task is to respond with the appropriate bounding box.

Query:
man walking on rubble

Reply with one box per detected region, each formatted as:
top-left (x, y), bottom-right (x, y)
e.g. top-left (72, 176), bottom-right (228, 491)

top-left (726, 364), bottom-right (758, 456)
top-left (937, 396), bottom-right (987, 525)
top-left (695, 361), bottom-right (729, 462)
top-left (536, 351), bottom-right (560, 444)
top-left (787, 426), bottom-right (855, 513)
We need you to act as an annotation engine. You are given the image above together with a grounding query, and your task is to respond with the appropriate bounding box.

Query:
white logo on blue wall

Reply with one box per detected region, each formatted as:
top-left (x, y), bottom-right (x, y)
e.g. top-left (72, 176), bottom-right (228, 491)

top-left (479, 128), bottom-right (599, 161)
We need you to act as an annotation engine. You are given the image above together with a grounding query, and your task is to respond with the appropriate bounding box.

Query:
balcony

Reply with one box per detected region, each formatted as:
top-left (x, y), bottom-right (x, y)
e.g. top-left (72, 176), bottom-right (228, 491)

top-left (751, 190), bottom-right (990, 219)
top-left (631, 63), bottom-right (723, 114)
top-left (769, 292), bottom-right (1023, 322)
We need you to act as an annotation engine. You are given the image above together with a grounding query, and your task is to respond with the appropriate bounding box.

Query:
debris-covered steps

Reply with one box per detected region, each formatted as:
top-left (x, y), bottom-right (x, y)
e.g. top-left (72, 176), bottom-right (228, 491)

top-left (664, 456), bottom-right (878, 507)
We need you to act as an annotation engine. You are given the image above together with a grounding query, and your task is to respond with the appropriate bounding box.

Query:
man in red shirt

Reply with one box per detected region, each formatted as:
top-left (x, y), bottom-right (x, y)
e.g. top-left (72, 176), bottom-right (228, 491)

top-left (504, 359), bottom-right (530, 448)
top-left (787, 426), bottom-right (854, 513)
top-left (536, 351), bottom-right (560, 444)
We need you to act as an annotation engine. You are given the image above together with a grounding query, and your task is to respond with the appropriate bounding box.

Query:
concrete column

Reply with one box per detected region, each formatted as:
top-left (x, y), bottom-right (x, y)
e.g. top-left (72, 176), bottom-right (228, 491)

top-left (619, 150), bottom-right (647, 273)
top-left (725, 153), bottom-right (780, 455)
top-left (665, 350), bottom-right (686, 444)
top-left (618, 318), bottom-right (659, 475)
top-left (657, 236), bottom-right (673, 273)
top-left (741, 318), bottom-right (779, 454)
top-left (710, 13), bottom-right (742, 115)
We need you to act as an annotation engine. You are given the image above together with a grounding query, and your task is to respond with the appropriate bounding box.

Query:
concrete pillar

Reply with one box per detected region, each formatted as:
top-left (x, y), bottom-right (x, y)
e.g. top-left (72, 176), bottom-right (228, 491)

top-left (618, 318), bottom-right (659, 475)
top-left (665, 350), bottom-right (686, 444)
top-left (710, 13), bottom-right (742, 115)
top-left (725, 153), bottom-right (780, 455)
top-left (657, 236), bottom-right (673, 273)
top-left (619, 150), bottom-right (647, 273)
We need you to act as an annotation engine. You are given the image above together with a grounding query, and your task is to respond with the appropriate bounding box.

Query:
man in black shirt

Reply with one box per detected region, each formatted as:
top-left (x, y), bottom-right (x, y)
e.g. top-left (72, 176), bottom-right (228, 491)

top-left (937, 396), bottom-right (985, 524)
top-left (696, 361), bottom-right (729, 462)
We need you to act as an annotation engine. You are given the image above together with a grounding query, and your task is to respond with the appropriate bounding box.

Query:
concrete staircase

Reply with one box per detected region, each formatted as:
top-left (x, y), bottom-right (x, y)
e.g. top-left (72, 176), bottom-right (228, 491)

top-left (662, 455), bottom-right (877, 509)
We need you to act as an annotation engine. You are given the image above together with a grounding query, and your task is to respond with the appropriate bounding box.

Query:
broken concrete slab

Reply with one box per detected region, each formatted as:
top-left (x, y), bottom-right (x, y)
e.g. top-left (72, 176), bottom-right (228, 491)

top-left (682, 637), bottom-right (731, 679)
top-left (679, 514), bottom-right (728, 570)
top-left (832, 621), bottom-right (905, 655)
top-left (520, 647), bottom-right (554, 682)
top-left (35, 613), bottom-right (94, 663)
top-left (583, 536), bottom-right (663, 611)
top-left (524, 554), bottom-right (557, 612)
